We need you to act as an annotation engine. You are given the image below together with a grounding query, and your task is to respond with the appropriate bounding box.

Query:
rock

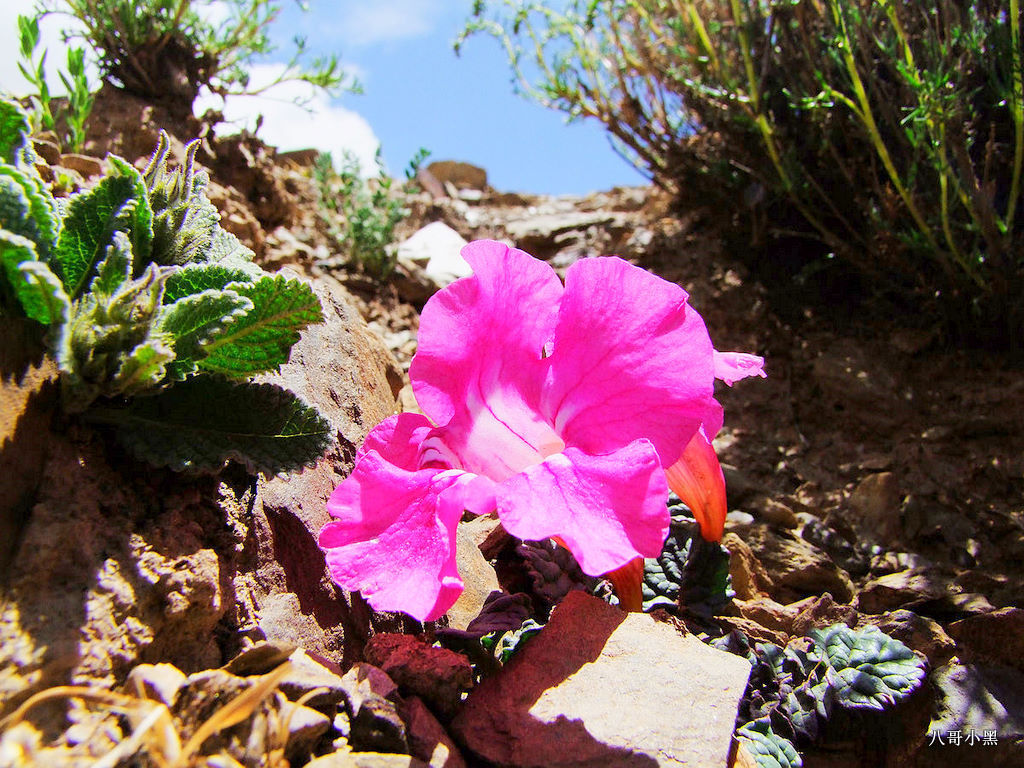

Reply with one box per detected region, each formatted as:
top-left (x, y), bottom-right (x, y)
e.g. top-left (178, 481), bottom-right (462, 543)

top-left (856, 569), bottom-right (946, 614)
top-left (124, 663), bottom-right (186, 707)
top-left (281, 701), bottom-right (333, 760)
top-left (307, 752), bottom-right (428, 768)
top-left (504, 212), bottom-right (625, 259)
top-left (334, 664), bottom-right (407, 754)
top-left (787, 593), bottom-right (858, 636)
top-left (857, 610), bottom-right (956, 667)
top-left (715, 615), bottom-right (789, 646)
top-left (722, 532), bottom-right (773, 600)
top-left (451, 591), bottom-right (750, 767)
top-left (754, 498), bottom-right (800, 529)
top-left (426, 161), bottom-right (487, 191)
top-left (446, 523), bottom-right (500, 631)
top-left (414, 167), bottom-right (446, 199)
top-left (248, 276), bottom-right (407, 664)
top-left (59, 153), bottom-right (104, 177)
top-left (733, 597), bottom-right (799, 636)
top-left (732, 524), bottom-right (854, 603)
top-left (396, 222), bottom-right (471, 287)
top-left (392, 260), bottom-right (442, 304)
top-left (31, 138), bottom-right (61, 164)
top-left (397, 696), bottom-right (467, 768)
top-left (847, 472), bottom-right (902, 541)
top-left (947, 608), bottom-right (1024, 671)
top-left (277, 649), bottom-right (351, 709)
top-left (222, 640), bottom-right (296, 677)
top-left (930, 663), bottom-right (1024, 752)
top-left (363, 634), bottom-right (473, 719)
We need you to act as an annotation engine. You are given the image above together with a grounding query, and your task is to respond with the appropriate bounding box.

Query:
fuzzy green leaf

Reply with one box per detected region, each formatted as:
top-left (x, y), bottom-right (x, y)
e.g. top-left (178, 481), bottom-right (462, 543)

top-left (0, 164), bottom-right (58, 256)
top-left (0, 230), bottom-right (69, 324)
top-left (112, 337), bottom-right (176, 397)
top-left (53, 158), bottom-right (150, 298)
top-left (197, 275), bottom-right (323, 377)
top-left (0, 101), bottom-right (30, 164)
top-left (92, 377), bottom-right (333, 474)
top-left (163, 263), bottom-right (254, 304)
top-left (143, 134), bottom-right (219, 266)
top-left (90, 231), bottom-right (133, 297)
top-left (736, 719), bottom-right (802, 768)
top-left (204, 228), bottom-right (261, 278)
top-left (809, 624), bottom-right (925, 710)
top-left (158, 288), bottom-right (253, 363)
top-left (108, 156), bottom-right (153, 263)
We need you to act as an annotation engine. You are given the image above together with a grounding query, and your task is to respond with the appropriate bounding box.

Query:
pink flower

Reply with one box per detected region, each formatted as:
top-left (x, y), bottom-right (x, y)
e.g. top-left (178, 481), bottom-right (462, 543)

top-left (319, 241), bottom-right (764, 621)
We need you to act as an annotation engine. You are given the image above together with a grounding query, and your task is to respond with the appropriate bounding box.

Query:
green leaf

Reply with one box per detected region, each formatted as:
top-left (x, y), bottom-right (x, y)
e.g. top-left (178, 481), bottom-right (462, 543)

top-left (108, 156), bottom-right (154, 263)
top-left (143, 133), bottom-right (219, 266)
top-left (736, 719), bottom-right (802, 768)
top-left (163, 263), bottom-right (253, 304)
top-left (204, 228), bottom-right (260, 278)
top-left (0, 230), bottom-right (69, 325)
top-left (157, 288), bottom-right (253, 363)
top-left (90, 231), bottom-right (133, 296)
top-left (0, 100), bottom-right (30, 164)
top-left (91, 377), bottom-right (334, 474)
top-left (0, 164), bottom-right (58, 256)
top-left (53, 160), bottom-right (151, 299)
top-left (642, 497), bottom-right (733, 617)
top-left (809, 624), bottom-right (925, 711)
top-left (112, 337), bottom-right (175, 397)
top-left (197, 275), bottom-right (323, 377)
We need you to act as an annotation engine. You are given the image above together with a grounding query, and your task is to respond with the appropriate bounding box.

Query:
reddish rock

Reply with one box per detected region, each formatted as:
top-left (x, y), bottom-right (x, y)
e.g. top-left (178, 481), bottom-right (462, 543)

top-left (364, 634), bottom-right (473, 718)
top-left (947, 608), bottom-right (1024, 671)
top-left (722, 532), bottom-right (773, 600)
top-left (398, 695), bottom-right (467, 768)
top-left (789, 593), bottom-right (858, 636)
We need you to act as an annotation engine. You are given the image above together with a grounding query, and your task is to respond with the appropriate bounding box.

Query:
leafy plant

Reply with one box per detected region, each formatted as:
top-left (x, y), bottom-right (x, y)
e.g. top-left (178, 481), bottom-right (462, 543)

top-left (725, 624), bottom-right (926, 764)
top-left (38, 0), bottom-right (356, 116)
top-left (642, 495), bottom-right (733, 617)
top-left (16, 12), bottom-right (95, 152)
top-left (314, 148), bottom-right (426, 278)
top-left (0, 97), bottom-right (331, 474)
top-left (460, 0), bottom-right (1024, 346)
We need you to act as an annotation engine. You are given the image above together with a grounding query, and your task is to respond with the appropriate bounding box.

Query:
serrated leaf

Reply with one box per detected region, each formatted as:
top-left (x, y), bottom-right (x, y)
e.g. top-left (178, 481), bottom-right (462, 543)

top-left (0, 230), bottom-right (69, 324)
top-left (163, 263), bottom-right (253, 304)
top-left (158, 288), bottom-right (253, 364)
top-left (143, 134), bottom-right (219, 266)
top-left (90, 377), bottom-right (333, 474)
top-left (736, 719), bottom-right (802, 768)
top-left (90, 231), bottom-right (133, 296)
top-left (113, 337), bottom-right (175, 397)
top-left (53, 161), bottom-right (151, 299)
top-left (809, 624), bottom-right (925, 711)
top-left (0, 100), bottom-right (30, 163)
top-left (0, 164), bottom-right (58, 256)
top-left (204, 228), bottom-right (260, 278)
top-left (197, 275), bottom-right (323, 377)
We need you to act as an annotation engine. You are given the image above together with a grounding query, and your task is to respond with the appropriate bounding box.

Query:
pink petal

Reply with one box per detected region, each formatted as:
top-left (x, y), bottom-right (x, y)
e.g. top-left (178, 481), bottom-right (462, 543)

top-left (320, 449), bottom-right (496, 622)
top-left (357, 412), bottom-right (436, 469)
top-left (713, 351), bottom-right (766, 386)
top-left (496, 439), bottom-right (670, 576)
top-left (665, 428), bottom-right (728, 542)
top-left (410, 240), bottom-right (566, 480)
top-left (542, 256), bottom-right (716, 464)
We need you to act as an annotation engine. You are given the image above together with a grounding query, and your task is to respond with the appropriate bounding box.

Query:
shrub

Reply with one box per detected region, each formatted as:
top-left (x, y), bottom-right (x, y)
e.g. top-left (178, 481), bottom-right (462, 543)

top-left (460, 0), bottom-right (1023, 346)
top-left (0, 98), bottom-right (332, 473)
top-left (36, 0), bottom-right (355, 116)
top-left (314, 147), bottom-right (429, 278)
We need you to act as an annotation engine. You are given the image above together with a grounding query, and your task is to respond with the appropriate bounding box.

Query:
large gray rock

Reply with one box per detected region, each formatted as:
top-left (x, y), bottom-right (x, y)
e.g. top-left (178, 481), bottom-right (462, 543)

top-left (450, 591), bottom-right (750, 767)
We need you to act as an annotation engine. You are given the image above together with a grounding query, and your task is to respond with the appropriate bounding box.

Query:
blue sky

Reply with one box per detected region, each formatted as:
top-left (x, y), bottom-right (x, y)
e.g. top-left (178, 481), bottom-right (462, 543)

top-left (0, 0), bottom-right (649, 194)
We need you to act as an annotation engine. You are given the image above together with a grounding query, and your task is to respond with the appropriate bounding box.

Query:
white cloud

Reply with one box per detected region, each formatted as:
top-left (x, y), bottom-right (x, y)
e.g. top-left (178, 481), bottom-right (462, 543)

top-left (194, 64), bottom-right (381, 176)
top-left (0, 1), bottom-right (97, 98)
top-left (328, 0), bottom-right (448, 47)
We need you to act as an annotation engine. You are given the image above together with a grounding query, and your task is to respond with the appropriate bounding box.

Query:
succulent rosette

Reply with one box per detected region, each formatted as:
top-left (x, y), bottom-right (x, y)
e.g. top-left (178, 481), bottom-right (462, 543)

top-left (320, 240), bottom-right (763, 621)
